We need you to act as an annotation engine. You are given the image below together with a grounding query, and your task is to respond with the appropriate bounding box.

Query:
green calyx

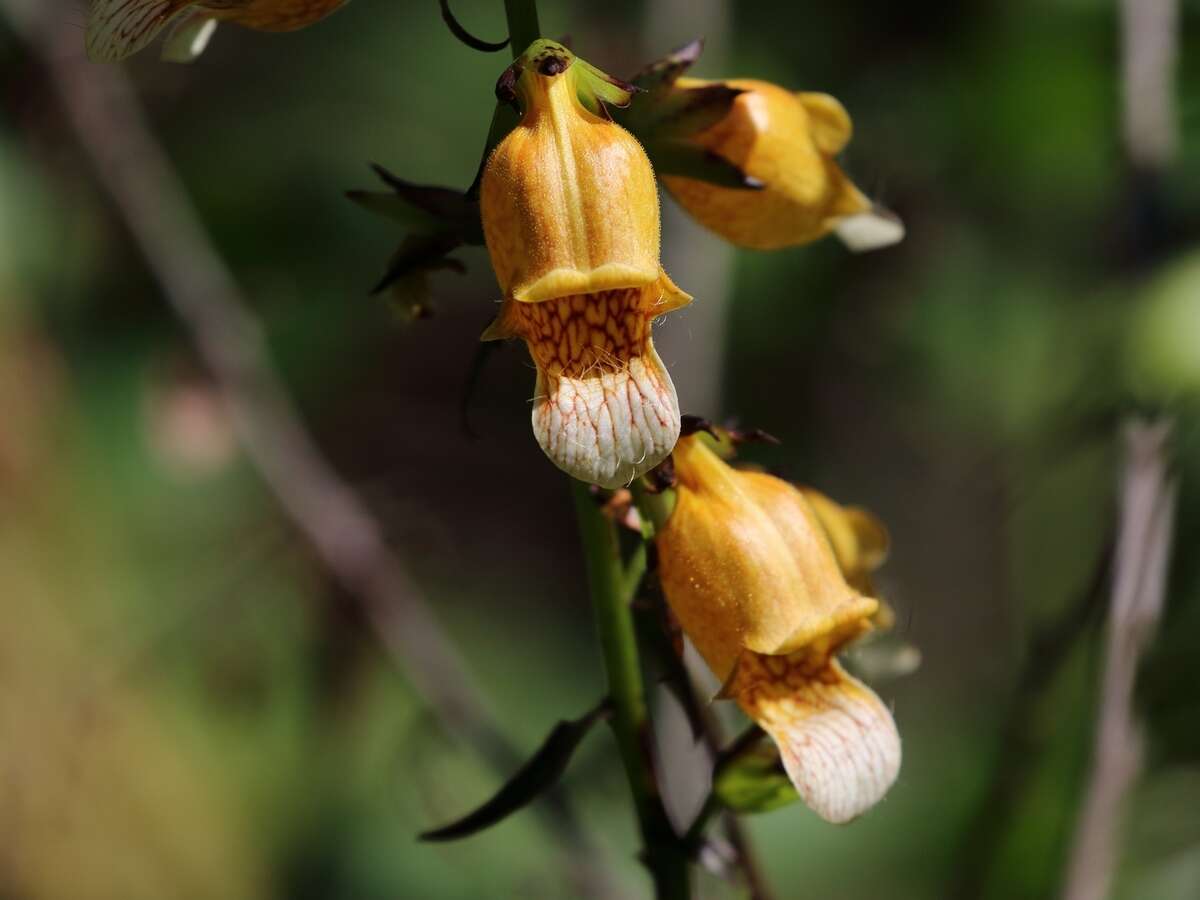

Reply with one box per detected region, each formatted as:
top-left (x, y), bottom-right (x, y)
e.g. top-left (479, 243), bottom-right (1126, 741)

top-left (713, 738), bottom-right (799, 814)
top-left (346, 163), bottom-right (479, 302)
top-left (615, 38), bottom-right (761, 190)
top-left (498, 39), bottom-right (638, 119)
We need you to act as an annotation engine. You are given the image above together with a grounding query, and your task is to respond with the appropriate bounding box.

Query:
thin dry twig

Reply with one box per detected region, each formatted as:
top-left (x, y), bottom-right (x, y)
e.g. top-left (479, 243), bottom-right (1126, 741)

top-left (1059, 0), bottom-right (1181, 894)
top-left (2, 0), bottom-right (601, 833)
top-left (1061, 421), bottom-right (1177, 900)
top-left (1120, 0), bottom-right (1179, 169)
top-left (950, 537), bottom-right (1113, 900)
top-left (5, 7), bottom-right (620, 892)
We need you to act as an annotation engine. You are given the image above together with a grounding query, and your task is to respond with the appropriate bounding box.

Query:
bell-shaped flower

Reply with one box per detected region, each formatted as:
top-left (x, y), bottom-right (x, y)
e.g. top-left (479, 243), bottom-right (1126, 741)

top-left (480, 40), bottom-right (691, 488)
top-left (86, 0), bottom-right (348, 63)
top-left (660, 79), bottom-right (903, 252)
top-left (656, 436), bottom-right (901, 823)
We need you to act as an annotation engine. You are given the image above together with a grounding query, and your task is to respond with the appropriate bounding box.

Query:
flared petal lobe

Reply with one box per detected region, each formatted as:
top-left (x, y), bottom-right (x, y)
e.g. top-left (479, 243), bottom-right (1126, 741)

top-left (732, 654), bottom-right (901, 824)
top-left (87, 0), bottom-right (189, 62)
top-left (656, 436), bottom-right (901, 822)
top-left (661, 78), bottom-right (903, 252)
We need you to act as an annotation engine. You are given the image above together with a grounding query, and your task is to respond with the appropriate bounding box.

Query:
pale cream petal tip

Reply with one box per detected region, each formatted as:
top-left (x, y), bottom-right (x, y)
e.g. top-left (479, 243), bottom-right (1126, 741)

top-left (161, 14), bottom-right (218, 63)
top-left (531, 344), bottom-right (679, 488)
top-left (835, 206), bottom-right (906, 253)
top-left (743, 658), bottom-right (901, 824)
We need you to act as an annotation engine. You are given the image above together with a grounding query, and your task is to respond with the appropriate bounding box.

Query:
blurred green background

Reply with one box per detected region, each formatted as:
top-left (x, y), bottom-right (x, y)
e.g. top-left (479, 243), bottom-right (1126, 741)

top-left (2, 1), bottom-right (1200, 898)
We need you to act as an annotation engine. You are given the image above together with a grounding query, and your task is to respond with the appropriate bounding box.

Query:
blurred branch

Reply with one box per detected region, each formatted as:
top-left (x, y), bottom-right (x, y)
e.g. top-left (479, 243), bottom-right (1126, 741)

top-left (1062, 422), bottom-right (1177, 900)
top-left (950, 537), bottom-right (1113, 899)
top-left (1059, 4), bottom-right (1181, 898)
top-left (1119, 0), bottom-right (1178, 170)
top-left (0, 5), bottom-right (613, 884)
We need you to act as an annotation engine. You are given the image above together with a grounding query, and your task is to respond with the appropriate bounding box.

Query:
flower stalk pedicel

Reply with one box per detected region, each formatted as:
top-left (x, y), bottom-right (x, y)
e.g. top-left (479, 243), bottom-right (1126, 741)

top-left (480, 40), bottom-right (691, 488)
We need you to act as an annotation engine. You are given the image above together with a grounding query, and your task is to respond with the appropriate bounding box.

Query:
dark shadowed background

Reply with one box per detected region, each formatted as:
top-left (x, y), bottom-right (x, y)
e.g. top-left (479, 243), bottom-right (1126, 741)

top-left (2, 0), bottom-right (1199, 898)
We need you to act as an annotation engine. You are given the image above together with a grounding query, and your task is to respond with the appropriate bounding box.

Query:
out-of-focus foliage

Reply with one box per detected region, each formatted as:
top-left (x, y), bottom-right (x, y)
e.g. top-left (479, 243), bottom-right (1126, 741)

top-left (2, 0), bottom-right (1199, 898)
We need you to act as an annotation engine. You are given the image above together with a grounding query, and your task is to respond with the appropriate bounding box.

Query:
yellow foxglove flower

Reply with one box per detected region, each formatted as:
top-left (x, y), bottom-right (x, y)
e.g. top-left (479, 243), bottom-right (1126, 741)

top-left (86, 0), bottom-right (348, 63)
top-left (656, 436), bottom-right (901, 823)
top-left (480, 41), bottom-right (692, 488)
top-left (661, 79), bottom-right (903, 252)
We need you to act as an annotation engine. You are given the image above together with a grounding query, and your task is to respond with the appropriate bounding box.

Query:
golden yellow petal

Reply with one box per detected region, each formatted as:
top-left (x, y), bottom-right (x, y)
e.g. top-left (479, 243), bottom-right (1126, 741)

top-left (795, 92), bottom-right (853, 156)
top-left (801, 487), bottom-right (891, 591)
top-left (843, 506), bottom-right (890, 571)
top-left (481, 71), bottom-right (662, 302)
top-left (658, 438), bottom-right (877, 677)
top-left (735, 472), bottom-right (878, 653)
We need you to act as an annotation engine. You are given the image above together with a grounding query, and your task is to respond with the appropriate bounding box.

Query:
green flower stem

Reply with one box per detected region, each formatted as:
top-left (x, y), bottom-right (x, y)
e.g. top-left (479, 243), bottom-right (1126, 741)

top-left (571, 480), bottom-right (690, 900)
top-left (682, 793), bottom-right (721, 851)
top-left (631, 481), bottom-right (675, 535)
top-left (503, 0), bottom-right (541, 58)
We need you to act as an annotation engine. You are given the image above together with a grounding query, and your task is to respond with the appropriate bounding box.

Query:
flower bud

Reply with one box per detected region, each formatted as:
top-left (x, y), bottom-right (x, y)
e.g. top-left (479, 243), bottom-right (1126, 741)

top-left (661, 79), bottom-right (903, 252)
top-left (87, 0), bottom-right (348, 62)
top-left (481, 41), bottom-right (691, 488)
top-left (656, 436), bottom-right (901, 823)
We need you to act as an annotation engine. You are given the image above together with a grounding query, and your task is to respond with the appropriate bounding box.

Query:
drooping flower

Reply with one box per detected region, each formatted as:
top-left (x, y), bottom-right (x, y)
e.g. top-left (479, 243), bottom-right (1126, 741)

top-left (86, 0), bottom-right (348, 63)
top-left (656, 435), bottom-right (901, 823)
top-left (660, 78), bottom-right (904, 252)
top-left (480, 40), bottom-right (692, 488)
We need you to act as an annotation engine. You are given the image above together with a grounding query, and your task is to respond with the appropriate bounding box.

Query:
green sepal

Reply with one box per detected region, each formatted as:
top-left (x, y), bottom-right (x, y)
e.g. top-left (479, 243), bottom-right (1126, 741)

top-left (506, 40), bottom-right (637, 120)
top-left (419, 700), bottom-right (611, 842)
top-left (712, 738), bottom-right (799, 814)
top-left (626, 82), bottom-right (745, 143)
top-left (348, 163), bottom-right (484, 304)
top-left (644, 139), bottom-right (762, 190)
top-left (617, 39), bottom-right (756, 191)
top-left (371, 231), bottom-right (465, 305)
top-left (574, 58), bottom-right (638, 118)
top-left (345, 190), bottom-right (440, 231)
top-left (360, 164), bottom-right (483, 243)
top-left (629, 38), bottom-right (704, 93)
